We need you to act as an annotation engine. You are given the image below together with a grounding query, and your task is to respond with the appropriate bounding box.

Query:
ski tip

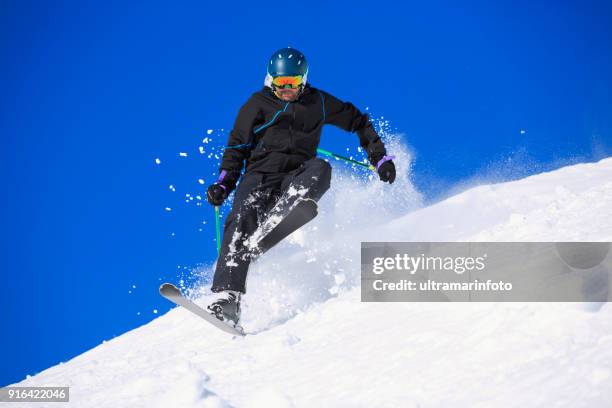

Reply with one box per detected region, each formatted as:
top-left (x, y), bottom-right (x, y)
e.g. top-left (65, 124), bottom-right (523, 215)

top-left (301, 198), bottom-right (318, 210)
top-left (159, 282), bottom-right (181, 296)
top-left (304, 198), bottom-right (319, 210)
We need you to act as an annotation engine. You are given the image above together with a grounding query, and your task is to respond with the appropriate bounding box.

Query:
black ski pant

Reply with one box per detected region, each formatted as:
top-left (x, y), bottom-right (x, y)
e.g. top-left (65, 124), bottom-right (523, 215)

top-left (211, 158), bottom-right (332, 294)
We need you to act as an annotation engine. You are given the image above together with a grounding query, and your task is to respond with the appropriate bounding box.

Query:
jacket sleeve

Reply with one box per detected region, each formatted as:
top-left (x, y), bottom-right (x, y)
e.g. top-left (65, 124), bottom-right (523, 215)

top-left (321, 90), bottom-right (387, 167)
top-left (217, 95), bottom-right (262, 191)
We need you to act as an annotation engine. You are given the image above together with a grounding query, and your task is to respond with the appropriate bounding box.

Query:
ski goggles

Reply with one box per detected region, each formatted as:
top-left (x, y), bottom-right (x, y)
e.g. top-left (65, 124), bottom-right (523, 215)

top-left (271, 75), bottom-right (304, 89)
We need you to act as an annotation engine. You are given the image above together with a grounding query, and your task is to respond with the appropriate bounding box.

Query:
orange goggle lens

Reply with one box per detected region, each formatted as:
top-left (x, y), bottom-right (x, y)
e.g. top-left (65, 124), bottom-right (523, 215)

top-left (272, 75), bottom-right (303, 89)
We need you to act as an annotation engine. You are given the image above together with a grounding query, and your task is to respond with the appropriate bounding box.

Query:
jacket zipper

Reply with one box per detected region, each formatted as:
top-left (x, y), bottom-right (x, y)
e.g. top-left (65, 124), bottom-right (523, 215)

top-left (289, 102), bottom-right (295, 148)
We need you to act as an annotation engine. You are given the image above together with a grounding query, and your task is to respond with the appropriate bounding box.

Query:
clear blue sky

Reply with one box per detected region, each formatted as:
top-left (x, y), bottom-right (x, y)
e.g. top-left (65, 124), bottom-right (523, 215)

top-left (1, 0), bottom-right (611, 386)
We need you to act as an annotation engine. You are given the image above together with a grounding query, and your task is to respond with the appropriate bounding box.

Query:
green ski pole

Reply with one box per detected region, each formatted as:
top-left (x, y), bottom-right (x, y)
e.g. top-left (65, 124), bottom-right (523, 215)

top-left (214, 206), bottom-right (221, 255)
top-left (316, 148), bottom-right (376, 171)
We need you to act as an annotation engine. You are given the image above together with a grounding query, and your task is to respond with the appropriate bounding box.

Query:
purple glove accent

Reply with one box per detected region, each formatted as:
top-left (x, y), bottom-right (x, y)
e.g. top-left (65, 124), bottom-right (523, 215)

top-left (376, 155), bottom-right (396, 171)
top-left (216, 170), bottom-right (227, 184)
top-left (217, 183), bottom-right (227, 192)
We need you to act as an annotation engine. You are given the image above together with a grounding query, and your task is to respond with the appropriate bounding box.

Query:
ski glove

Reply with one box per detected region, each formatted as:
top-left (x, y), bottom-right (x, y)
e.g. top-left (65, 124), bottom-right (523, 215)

top-left (376, 156), bottom-right (396, 184)
top-left (207, 183), bottom-right (228, 206)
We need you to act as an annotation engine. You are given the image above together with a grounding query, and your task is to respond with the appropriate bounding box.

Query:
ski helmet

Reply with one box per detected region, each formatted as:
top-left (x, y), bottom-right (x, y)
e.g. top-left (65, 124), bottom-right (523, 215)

top-left (265, 47), bottom-right (308, 88)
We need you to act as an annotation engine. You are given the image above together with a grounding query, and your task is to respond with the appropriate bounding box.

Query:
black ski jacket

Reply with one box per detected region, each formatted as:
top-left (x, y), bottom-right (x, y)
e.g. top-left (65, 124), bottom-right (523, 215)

top-left (218, 84), bottom-right (388, 191)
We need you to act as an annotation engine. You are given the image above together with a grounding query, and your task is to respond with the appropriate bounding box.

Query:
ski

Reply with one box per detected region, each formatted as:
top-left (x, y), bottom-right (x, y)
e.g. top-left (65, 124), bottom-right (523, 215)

top-left (159, 283), bottom-right (245, 337)
top-left (254, 198), bottom-right (318, 256)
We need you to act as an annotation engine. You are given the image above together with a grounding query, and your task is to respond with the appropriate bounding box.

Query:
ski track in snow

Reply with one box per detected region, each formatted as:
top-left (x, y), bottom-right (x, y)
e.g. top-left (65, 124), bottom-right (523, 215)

top-left (7, 148), bottom-right (612, 408)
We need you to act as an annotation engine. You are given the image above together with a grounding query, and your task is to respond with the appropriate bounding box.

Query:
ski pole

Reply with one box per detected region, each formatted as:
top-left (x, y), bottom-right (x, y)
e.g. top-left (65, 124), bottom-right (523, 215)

top-left (214, 206), bottom-right (221, 255)
top-left (316, 148), bottom-right (376, 171)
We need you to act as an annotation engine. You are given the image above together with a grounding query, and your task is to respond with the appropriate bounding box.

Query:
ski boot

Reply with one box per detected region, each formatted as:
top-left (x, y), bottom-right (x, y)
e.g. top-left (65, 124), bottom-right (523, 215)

top-left (207, 290), bottom-right (242, 329)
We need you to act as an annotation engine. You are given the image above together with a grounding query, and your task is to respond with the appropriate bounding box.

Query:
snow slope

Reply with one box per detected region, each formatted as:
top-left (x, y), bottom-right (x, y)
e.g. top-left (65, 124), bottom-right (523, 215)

top-left (6, 154), bottom-right (612, 408)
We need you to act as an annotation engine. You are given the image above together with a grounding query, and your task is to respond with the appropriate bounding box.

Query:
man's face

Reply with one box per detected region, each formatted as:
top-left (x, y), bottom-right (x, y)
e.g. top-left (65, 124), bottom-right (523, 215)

top-left (274, 87), bottom-right (300, 102)
top-left (271, 76), bottom-right (303, 102)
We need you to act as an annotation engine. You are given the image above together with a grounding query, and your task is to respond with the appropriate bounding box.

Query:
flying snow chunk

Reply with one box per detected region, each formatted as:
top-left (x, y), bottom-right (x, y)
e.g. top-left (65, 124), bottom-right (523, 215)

top-left (165, 207), bottom-right (172, 212)
top-left (202, 137), bottom-right (210, 144)
top-left (520, 130), bottom-right (527, 134)
top-left (207, 129), bottom-right (213, 135)
top-left (155, 158), bottom-right (161, 165)
top-left (198, 179), bottom-right (205, 185)
top-left (169, 185), bottom-right (176, 192)
top-left (199, 146), bottom-right (205, 154)
top-left (179, 152), bottom-right (188, 157)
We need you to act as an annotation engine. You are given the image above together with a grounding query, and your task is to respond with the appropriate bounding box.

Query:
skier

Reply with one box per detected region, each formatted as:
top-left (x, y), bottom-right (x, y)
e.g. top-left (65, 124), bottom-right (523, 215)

top-left (206, 47), bottom-right (396, 327)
